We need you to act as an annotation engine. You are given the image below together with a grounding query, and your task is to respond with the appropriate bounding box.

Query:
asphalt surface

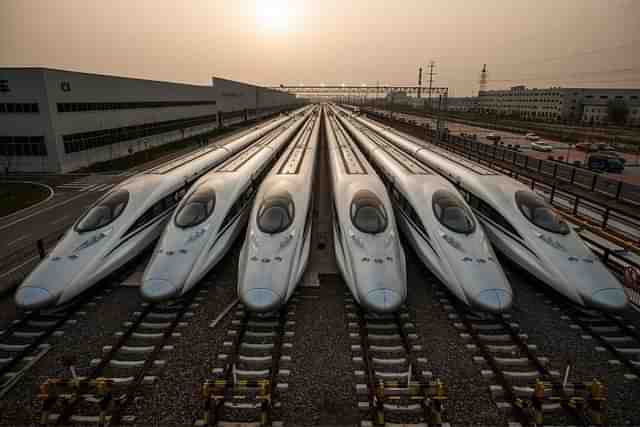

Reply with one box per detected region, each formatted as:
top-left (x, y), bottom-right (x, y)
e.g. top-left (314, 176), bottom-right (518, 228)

top-left (1, 109), bottom-right (639, 426)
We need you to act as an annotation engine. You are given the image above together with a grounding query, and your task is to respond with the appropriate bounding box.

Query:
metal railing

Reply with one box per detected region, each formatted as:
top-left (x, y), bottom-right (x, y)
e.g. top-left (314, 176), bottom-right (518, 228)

top-left (368, 108), bottom-right (640, 206)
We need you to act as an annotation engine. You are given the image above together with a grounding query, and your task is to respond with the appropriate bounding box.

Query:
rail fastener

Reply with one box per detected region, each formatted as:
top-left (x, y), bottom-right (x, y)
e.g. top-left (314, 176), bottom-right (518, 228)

top-left (525, 378), bottom-right (607, 426)
top-left (38, 377), bottom-right (115, 426)
top-left (201, 379), bottom-right (273, 426)
top-left (371, 378), bottom-right (447, 426)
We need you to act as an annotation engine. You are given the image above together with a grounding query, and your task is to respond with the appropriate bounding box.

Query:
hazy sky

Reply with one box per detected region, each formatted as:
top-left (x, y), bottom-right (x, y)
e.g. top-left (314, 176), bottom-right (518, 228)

top-left (2, 0), bottom-right (640, 96)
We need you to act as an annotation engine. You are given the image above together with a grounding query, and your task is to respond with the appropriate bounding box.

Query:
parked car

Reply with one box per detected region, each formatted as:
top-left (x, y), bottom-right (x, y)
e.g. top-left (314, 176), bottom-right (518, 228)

top-left (595, 143), bottom-right (617, 152)
top-left (525, 132), bottom-right (540, 141)
top-left (575, 143), bottom-right (594, 152)
top-left (587, 153), bottom-right (625, 173)
top-left (531, 141), bottom-right (553, 152)
top-left (486, 133), bottom-right (501, 142)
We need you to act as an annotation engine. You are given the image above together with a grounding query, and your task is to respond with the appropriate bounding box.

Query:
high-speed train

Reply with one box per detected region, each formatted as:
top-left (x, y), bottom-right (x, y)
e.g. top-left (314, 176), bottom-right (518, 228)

top-left (14, 115), bottom-right (299, 311)
top-left (356, 113), bottom-right (628, 312)
top-left (333, 106), bottom-right (513, 313)
top-left (140, 109), bottom-right (313, 302)
top-left (325, 108), bottom-right (407, 313)
top-left (237, 108), bottom-right (321, 312)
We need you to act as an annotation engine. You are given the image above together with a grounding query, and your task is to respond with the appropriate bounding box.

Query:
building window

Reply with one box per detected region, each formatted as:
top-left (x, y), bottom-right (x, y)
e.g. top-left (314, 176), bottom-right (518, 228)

top-left (61, 112), bottom-right (218, 154)
top-left (0, 135), bottom-right (47, 157)
top-left (56, 100), bottom-right (217, 113)
top-left (0, 103), bottom-right (40, 114)
top-left (600, 96), bottom-right (608, 99)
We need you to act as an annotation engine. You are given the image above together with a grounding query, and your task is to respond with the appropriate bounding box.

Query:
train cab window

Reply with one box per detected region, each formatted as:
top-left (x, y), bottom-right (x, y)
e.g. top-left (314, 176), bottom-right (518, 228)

top-left (515, 191), bottom-right (569, 235)
top-left (76, 190), bottom-right (129, 232)
top-left (432, 190), bottom-right (475, 234)
top-left (257, 191), bottom-right (294, 234)
top-left (175, 186), bottom-right (216, 228)
top-left (350, 190), bottom-right (388, 234)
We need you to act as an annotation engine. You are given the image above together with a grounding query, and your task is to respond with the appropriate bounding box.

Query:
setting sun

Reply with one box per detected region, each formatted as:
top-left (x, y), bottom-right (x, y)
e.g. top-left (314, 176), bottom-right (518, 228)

top-left (255, 0), bottom-right (293, 33)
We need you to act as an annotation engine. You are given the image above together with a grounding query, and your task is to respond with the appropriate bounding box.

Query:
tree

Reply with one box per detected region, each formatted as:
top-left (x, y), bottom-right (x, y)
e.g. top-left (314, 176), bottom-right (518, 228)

top-left (607, 99), bottom-right (630, 125)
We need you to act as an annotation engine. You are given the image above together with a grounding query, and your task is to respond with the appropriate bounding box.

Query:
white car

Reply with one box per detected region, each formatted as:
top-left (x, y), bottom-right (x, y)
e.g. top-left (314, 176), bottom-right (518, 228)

top-left (525, 132), bottom-right (540, 141)
top-left (531, 141), bottom-right (553, 152)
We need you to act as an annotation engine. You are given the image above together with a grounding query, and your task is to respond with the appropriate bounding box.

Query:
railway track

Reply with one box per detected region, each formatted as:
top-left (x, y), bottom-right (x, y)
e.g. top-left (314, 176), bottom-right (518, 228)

top-left (344, 292), bottom-right (447, 427)
top-left (435, 285), bottom-right (607, 427)
top-left (541, 292), bottom-right (640, 381)
top-left (36, 286), bottom-right (207, 425)
top-left (0, 285), bottom-right (121, 400)
top-left (196, 294), bottom-right (297, 426)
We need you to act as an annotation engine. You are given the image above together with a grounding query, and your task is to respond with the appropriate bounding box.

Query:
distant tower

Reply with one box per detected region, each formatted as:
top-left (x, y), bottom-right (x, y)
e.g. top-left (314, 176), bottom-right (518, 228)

top-left (479, 64), bottom-right (488, 94)
top-left (417, 67), bottom-right (423, 99)
top-left (427, 61), bottom-right (436, 105)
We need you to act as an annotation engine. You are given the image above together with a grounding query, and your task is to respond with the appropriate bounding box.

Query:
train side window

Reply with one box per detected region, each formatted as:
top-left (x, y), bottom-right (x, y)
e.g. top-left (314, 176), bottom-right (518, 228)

top-left (174, 187), bottom-right (187, 202)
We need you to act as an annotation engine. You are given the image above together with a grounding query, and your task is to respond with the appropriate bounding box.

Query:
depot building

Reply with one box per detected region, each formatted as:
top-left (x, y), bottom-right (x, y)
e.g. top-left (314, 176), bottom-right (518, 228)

top-left (0, 68), bottom-right (297, 173)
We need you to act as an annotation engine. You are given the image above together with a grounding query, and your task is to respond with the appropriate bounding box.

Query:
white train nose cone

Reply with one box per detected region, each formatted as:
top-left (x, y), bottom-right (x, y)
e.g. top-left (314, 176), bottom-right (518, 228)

top-left (475, 289), bottom-right (513, 313)
top-left (15, 286), bottom-right (58, 310)
top-left (584, 288), bottom-right (628, 312)
top-left (141, 279), bottom-right (179, 302)
top-left (365, 288), bottom-right (402, 313)
top-left (242, 288), bottom-right (280, 313)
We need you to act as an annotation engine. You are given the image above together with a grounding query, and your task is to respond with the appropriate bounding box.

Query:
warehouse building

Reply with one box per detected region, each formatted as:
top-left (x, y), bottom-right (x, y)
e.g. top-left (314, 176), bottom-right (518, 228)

top-left (0, 68), bottom-right (297, 173)
top-left (477, 85), bottom-right (640, 125)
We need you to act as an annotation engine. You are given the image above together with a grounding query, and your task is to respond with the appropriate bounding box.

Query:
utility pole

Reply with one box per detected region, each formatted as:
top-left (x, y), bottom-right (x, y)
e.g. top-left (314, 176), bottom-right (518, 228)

top-left (427, 61), bottom-right (436, 109)
top-left (417, 67), bottom-right (423, 99)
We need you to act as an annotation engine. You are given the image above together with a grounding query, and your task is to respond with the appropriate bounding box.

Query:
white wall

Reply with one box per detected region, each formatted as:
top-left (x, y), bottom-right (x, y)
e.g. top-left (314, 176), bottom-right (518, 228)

top-left (1, 69), bottom-right (298, 172)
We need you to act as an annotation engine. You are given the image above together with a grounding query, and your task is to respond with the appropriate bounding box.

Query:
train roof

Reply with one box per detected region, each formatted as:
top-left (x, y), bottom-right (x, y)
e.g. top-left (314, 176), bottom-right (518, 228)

top-left (329, 115), bottom-right (368, 175)
top-left (383, 126), bottom-right (499, 177)
top-left (359, 126), bottom-right (432, 176)
top-left (277, 114), bottom-right (317, 175)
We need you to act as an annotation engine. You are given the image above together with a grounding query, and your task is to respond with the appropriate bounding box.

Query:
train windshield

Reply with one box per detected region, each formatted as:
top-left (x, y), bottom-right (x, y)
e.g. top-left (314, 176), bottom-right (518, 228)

top-left (432, 190), bottom-right (475, 234)
top-left (350, 190), bottom-right (388, 234)
top-left (76, 189), bottom-right (129, 232)
top-left (515, 191), bottom-right (569, 235)
top-left (257, 191), bottom-right (294, 234)
top-left (175, 186), bottom-right (216, 228)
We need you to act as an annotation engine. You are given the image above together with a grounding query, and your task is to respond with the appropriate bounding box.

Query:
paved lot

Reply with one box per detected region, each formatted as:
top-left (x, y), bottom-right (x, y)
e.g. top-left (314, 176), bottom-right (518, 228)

top-left (379, 110), bottom-right (640, 184)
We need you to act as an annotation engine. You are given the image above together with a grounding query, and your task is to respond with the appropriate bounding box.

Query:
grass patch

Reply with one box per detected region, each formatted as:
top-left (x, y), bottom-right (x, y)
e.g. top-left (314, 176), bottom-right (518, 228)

top-left (0, 182), bottom-right (51, 217)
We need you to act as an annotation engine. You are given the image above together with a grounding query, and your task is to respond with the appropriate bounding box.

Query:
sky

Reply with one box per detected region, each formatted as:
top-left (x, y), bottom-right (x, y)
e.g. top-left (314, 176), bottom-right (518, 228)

top-left (2, 0), bottom-right (640, 96)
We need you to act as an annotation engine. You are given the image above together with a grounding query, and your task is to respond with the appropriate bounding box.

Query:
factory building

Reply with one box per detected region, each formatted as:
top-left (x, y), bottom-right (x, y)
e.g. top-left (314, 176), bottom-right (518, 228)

top-left (0, 68), bottom-right (298, 173)
top-left (477, 85), bottom-right (640, 125)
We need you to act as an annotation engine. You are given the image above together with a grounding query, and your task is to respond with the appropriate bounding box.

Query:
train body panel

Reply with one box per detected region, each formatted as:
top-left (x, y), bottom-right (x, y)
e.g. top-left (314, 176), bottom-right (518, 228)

top-left (14, 114), bottom-right (298, 310)
top-left (325, 108), bottom-right (407, 313)
top-left (334, 107), bottom-right (511, 313)
top-left (237, 107), bottom-right (321, 312)
top-left (140, 108), bottom-right (313, 302)
top-left (356, 115), bottom-right (628, 312)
